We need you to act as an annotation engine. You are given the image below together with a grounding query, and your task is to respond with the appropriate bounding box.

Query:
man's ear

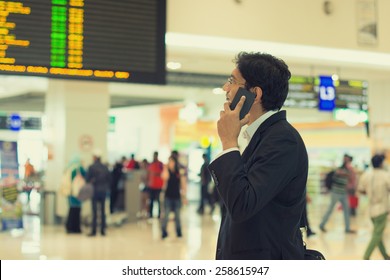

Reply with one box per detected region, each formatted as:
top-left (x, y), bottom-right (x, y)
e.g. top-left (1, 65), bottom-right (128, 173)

top-left (252, 87), bottom-right (263, 103)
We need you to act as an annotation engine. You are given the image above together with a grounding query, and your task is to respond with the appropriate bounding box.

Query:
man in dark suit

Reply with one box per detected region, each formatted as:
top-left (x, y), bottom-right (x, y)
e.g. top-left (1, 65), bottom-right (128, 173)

top-left (208, 52), bottom-right (308, 260)
top-left (86, 149), bottom-right (111, 236)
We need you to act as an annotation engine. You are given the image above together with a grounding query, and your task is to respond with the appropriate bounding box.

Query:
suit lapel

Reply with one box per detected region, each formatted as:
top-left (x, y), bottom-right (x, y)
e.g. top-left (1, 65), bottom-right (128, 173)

top-left (241, 111), bottom-right (287, 162)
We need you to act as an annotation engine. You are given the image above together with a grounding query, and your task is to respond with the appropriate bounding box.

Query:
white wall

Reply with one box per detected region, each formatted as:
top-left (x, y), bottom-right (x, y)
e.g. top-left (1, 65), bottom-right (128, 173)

top-left (168, 0), bottom-right (390, 52)
top-left (108, 105), bottom-right (161, 164)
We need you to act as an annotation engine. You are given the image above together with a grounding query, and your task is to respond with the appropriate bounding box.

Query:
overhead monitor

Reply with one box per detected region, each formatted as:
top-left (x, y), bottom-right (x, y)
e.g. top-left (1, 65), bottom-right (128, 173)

top-left (334, 80), bottom-right (368, 110)
top-left (0, 0), bottom-right (166, 84)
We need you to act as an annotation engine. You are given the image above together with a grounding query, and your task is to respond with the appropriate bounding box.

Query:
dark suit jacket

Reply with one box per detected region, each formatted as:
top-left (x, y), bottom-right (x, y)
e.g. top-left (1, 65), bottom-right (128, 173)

top-left (208, 110), bottom-right (308, 260)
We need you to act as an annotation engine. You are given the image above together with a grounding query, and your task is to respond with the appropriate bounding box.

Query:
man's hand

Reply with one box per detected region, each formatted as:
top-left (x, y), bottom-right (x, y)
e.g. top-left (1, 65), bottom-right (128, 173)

top-left (217, 95), bottom-right (250, 150)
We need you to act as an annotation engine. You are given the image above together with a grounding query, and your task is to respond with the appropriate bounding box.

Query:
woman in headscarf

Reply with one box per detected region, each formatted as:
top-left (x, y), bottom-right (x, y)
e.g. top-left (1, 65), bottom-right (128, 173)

top-left (64, 155), bottom-right (86, 233)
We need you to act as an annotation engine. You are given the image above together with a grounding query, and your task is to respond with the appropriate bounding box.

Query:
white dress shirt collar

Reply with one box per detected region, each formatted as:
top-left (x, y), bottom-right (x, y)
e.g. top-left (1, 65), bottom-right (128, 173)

top-left (243, 110), bottom-right (278, 144)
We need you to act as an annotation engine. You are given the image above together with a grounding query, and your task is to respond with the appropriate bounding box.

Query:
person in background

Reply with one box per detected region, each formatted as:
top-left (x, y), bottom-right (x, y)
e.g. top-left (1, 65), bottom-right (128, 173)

top-left (161, 155), bottom-right (186, 239)
top-left (138, 158), bottom-right (150, 218)
top-left (358, 154), bottom-right (390, 260)
top-left (86, 149), bottom-right (111, 236)
top-left (343, 154), bottom-right (358, 216)
top-left (125, 153), bottom-right (140, 170)
top-left (171, 150), bottom-right (188, 204)
top-left (208, 52), bottom-right (308, 259)
top-left (171, 150), bottom-right (183, 167)
top-left (23, 158), bottom-right (36, 206)
top-left (64, 155), bottom-right (86, 234)
top-left (197, 153), bottom-right (214, 215)
top-left (110, 156), bottom-right (126, 214)
top-left (319, 154), bottom-right (356, 234)
top-left (24, 158), bottom-right (35, 180)
top-left (147, 151), bottom-right (164, 219)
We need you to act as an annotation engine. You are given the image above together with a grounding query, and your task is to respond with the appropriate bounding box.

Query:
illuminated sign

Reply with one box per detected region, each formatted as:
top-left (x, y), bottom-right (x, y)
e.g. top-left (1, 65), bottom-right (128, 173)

top-left (318, 76), bottom-right (336, 111)
top-left (0, 0), bottom-right (166, 84)
top-left (334, 108), bottom-right (368, 127)
top-left (9, 113), bottom-right (22, 131)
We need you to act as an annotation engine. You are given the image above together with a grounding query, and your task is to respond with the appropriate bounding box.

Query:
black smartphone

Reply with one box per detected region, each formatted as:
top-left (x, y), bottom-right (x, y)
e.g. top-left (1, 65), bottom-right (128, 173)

top-left (229, 87), bottom-right (256, 120)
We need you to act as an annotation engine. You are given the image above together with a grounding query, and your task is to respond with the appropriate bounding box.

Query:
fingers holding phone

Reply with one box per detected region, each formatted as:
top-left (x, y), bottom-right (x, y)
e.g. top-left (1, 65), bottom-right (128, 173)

top-left (235, 95), bottom-right (252, 125)
top-left (217, 88), bottom-right (254, 150)
top-left (229, 87), bottom-right (256, 120)
top-left (223, 95), bottom-right (249, 125)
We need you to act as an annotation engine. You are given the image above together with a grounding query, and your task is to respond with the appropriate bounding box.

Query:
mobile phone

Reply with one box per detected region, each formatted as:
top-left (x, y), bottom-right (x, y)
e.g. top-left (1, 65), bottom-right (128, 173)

top-left (229, 87), bottom-right (256, 120)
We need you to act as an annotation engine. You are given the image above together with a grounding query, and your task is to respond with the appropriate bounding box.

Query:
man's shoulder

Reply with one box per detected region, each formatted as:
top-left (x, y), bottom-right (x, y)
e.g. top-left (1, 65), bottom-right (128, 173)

top-left (91, 162), bottom-right (109, 170)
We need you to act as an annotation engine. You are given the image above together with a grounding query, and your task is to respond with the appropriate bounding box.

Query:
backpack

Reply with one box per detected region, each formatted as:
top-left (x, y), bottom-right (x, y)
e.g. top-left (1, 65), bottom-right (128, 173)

top-left (324, 170), bottom-right (335, 190)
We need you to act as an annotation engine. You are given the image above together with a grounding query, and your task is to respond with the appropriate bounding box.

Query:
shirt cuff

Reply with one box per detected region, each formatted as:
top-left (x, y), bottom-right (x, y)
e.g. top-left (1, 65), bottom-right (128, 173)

top-left (211, 147), bottom-right (240, 164)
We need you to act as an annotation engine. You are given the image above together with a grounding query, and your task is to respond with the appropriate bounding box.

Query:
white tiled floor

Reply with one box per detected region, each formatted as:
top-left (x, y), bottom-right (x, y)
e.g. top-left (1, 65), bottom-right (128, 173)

top-left (1, 190), bottom-right (389, 260)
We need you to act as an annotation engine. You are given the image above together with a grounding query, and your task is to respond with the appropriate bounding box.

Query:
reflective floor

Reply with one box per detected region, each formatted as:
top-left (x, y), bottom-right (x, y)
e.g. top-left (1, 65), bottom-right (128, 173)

top-left (1, 190), bottom-right (389, 260)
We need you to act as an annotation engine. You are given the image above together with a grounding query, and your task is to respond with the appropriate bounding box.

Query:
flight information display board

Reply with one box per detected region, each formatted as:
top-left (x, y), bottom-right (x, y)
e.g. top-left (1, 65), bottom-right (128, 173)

top-left (285, 76), bottom-right (368, 111)
top-left (0, 0), bottom-right (166, 84)
top-left (285, 76), bottom-right (317, 108)
top-left (334, 80), bottom-right (368, 110)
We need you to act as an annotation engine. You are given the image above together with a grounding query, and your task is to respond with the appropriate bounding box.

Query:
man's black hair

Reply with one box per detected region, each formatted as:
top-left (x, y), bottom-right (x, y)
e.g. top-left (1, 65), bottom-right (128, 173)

top-left (234, 52), bottom-right (291, 111)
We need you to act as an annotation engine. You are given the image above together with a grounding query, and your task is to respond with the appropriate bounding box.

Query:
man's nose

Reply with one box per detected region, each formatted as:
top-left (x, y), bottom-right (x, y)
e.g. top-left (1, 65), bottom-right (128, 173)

top-left (222, 82), bottom-right (229, 92)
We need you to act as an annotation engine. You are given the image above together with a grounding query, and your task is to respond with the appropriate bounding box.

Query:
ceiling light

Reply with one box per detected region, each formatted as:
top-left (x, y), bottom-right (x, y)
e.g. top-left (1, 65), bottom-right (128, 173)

top-left (212, 88), bottom-right (225, 95)
top-left (166, 61), bottom-right (182, 70)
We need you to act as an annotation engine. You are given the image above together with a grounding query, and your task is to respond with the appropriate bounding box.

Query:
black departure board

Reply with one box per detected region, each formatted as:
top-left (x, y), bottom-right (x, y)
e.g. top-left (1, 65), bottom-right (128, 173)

top-left (334, 80), bottom-right (368, 110)
top-left (284, 76), bottom-right (368, 110)
top-left (0, 0), bottom-right (166, 84)
top-left (285, 76), bottom-right (318, 108)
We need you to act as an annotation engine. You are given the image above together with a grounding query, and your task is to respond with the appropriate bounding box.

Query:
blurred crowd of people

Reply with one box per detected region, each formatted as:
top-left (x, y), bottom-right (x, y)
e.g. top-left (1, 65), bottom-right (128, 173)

top-left (23, 147), bottom-right (389, 260)
top-left (312, 152), bottom-right (390, 260)
top-left (58, 149), bottom-right (218, 241)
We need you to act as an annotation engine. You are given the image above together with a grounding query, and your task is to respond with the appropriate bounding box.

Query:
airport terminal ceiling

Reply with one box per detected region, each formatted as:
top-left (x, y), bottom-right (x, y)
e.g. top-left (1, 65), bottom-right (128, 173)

top-left (0, 47), bottom-right (388, 114)
top-left (1, 0), bottom-right (390, 113)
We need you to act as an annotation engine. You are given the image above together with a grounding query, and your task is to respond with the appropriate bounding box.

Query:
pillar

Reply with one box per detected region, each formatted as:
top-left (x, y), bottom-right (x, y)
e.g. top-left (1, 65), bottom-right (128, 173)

top-left (43, 79), bottom-right (109, 218)
top-left (368, 80), bottom-right (390, 154)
